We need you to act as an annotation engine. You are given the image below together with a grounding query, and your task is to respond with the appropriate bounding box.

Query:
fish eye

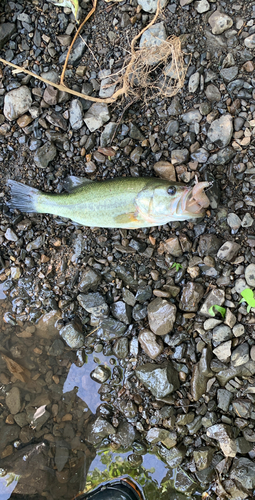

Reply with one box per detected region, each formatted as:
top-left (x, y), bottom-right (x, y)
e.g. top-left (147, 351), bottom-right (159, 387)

top-left (167, 186), bottom-right (176, 195)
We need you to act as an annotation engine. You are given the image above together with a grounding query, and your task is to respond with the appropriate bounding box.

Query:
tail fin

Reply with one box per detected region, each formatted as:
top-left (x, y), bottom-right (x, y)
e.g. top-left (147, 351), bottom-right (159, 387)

top-left (7, 180), bottom-right (41, 213)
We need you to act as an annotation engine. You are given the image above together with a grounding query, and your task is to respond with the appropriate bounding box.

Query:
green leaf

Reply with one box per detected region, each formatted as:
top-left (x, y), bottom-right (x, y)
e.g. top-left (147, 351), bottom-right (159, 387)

top-left (239, 288), bottom-right (255, 312)
top-left (50, 0), bottom-right (79, 20)
top-left (208, 305), bottom-right (226, 319)
top-left (171, 262), bottom-right (182, 272)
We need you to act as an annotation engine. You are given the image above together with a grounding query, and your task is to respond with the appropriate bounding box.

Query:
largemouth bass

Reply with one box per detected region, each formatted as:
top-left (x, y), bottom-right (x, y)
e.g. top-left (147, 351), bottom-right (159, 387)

top-left (7, 177), bottom-right (210, 229)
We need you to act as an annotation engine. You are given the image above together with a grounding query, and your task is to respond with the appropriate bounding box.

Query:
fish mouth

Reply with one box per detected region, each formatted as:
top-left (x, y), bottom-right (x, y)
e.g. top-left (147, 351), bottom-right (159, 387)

top-left (178, 182), bottom-right (211, 216)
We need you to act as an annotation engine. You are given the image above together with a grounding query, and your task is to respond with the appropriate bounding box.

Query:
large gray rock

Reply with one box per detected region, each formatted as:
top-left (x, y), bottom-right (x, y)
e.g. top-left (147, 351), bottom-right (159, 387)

top-left (78, 267), bottom-right (101, 292)
top-left (208, 10), bottom-right (233, 35)
top-left (146, 428), bottom-right (177, 448)
top-left (207, 114), bottom-right (233, 148)
top-left (207, 424), bottom-right (236, 457)
top-left (97, 318), bottom-right (127, 341)
top-left (147, 298), bottom-right (176, 336)
top-left (59, 37), bottom-right (86, 64)
top-left (0, 23), bottom-right (16, 49)
top-left (199, 289), bottom-right (225, 317)
top-left (135, 361), bottom-right (179, 398)
top-left (179, 282), bottom-right (204, 312)
top-left (84, 103), bottom-right (110, 132)
top-left (244, 34), bottom-right (255, 49)
top-left (4, 86), bottom-right (32, 121)
top-left (138, 329), bottom-right (164, 359)
top-left (158, 445), bottom-right (186, 467)
top-left (77, 292), bottom-right (109, 318)
top-left (60, 324), bottom-right (84, 349)
top-left (34, 142), bottom-right (57, 169)
top-left (84, 416), bottom-right (116, 445)
top-left (140, 22), bottom-right (167, 65)
top-left (217, 241), bottom-right (241, 261)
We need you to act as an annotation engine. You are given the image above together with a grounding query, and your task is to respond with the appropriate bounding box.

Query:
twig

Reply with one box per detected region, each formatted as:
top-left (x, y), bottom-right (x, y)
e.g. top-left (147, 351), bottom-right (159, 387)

top-left (60, 0), bottom-right (98, 86)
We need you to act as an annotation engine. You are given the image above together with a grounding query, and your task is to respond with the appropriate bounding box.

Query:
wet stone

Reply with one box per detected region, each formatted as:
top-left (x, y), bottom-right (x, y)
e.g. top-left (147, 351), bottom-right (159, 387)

top-left (138, 329), bottom-right (164, 359)
top-left (0, 424), bottom-right (20, 450)
top-left (230, 457), bottom-right (255, 490)
top-left (26, 235), bottom-right (45, 252)
top-left (146, 428), bottom-right (177, 449)
top-left (77, 292), bottom-right (109, 318)
top-left (113, 337), bottom-right (129, 359)
top-left (213, 340), bottom-right (231, 363)
top-left (130, 146), bottom-right (143, 164)
top-left (200, 289), bottom-right (225, 317)
top-left (207, 424), bottom-right (236, 457)
top-left (193, 447), bottom-right (214, 471)
top-left (171, 148), bottom-right (189, 165)
top-left (213, 325), bottom-right (232, 346)
top-left (118, 400), bottom-right (137, 419)
top-left (90, 365), bottom-right (111, 383)
top-left (97, 318), bottom-right (127, 341)
top-left (111, 301), bottom-right (132, 324)
top-left (167, 97), bottom-right (183, 116)
top-left (164, 236), bottom-right (182, 257)
top-left (84, 416), bottom-right (116, 445)
top-left (129, 123), bottom-right (145, 141)
top-left (123, 288), bottom-right (136, 307)
top-left (111, 421), bottom-right (137, 448)
top-left (209, 146), bottom-right (235, 165)
top-left (231, 343), bottom-right (250, 367)
top-left (55, 445), bottom-right (69, 472)
top-left (198, 234), bottom-right (222, 257)
top-left (244, 264), bottom-right (255, 287)
top-left (179, 282), bottom-right (204, 312)
top-left (132, 304), bottom-right (147, 321)
top-left (59, 324), bottom-right (84, 349)
top-left (78, 267), bottom-right (101, 292)
top-left (158, 445), bottom-right (186, 468)
top-left (43, 85), bottom-right (58, 106)
top-left (5, 228), bottom-right (18, 241)
top-left (217, 388), bottom-right (233, 412)
top-left (224, 308), bottom-right (236, 329)
top-left (34, 142), bottom-right (57, 169)
top-left (0, 22), bottom-right (16, 49)
top-left (217, 241), bottom-right (241, 262)
top-left (6, 387), bottom-right (21, 415)
top-left (135, 361), bottom-right (180, 398)
top-left (48, 339), bottom-right (65, 356)
top-left (147, 297), bottom-right (177, 336)
top-left (204, 318), bottom-right (222, 330)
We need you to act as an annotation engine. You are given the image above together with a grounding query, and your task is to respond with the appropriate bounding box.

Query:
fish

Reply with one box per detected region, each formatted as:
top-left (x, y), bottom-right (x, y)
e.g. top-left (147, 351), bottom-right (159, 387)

top-left (7, 176), bottom-right (211, 229)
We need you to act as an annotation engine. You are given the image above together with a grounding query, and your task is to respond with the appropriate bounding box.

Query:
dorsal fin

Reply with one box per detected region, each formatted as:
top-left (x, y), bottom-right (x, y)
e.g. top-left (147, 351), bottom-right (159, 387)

top-left (62, 176), bottom-right (93, 193)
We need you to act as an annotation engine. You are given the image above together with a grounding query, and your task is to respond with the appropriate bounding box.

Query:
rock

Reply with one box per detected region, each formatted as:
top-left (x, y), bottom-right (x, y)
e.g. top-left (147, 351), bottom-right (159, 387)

top-left (200, 289), bottom-right (225, 317)
top-left (137, 0), bottom-right (168, 14)
top-left (204, 318), bottom-right (222, 330)
top-left (153, 161), bottom-right (176, 181)
top-left (171, 148), bottom-right (189, 165)
top-left (179, 282), bottom-right (204, 312)
top-left (220, 67), bottom-right (238, 83)
top-left (217, 241), bottom-right (241, 261)
top-left (208, 11), bottom-right (233, 35)
top-left (207, 115), bottom-right (233, 148)
top-left (78, 267), bottom-right (101, 292)
top-left (182, 109), bottom-right (202, 124)
top-left (195, 0), bottom-right (209, 13)
top-left (224, 308), bottom-right (236, 329)
top-left (0, 423), bottom-right (19, 450)
top-left (164, 236), bottom-right (182, 257)
top-left (69, 99), bottom-right (83, 130)
top-left (100, 122), bottom-right (117, 147)
top-left (146, 428), bottom-right (177, 448)
top-left (4, 86), bottom-right (32, 121)
top-left (118, 400), bottom-right (137, 419)
top-left (231, 343), bottom-right (250, 367)
top-left (213, 325), bottom-right (232, 345)
top-left (59, 37), bottom-right (86, 64)
top-left (97, 318), bottom-right (127, 341)
top-left (36, 310), bottom-right (61, 339)
top-left (77, 292), bottom-right (109, 318)
top-left (140, 22), bottom-right (167, 65)
top-left (60, 324), bottom-right (84, 349)
top-left (111, 421), bottom-right (137, 449)
top-left (167, 97), bottom-right (183, 116)
top-left (233, 324), bottom-right (245, 337)
top-left (188, 72), bottom-right (200, 93)
top-left (5, 228), bottom-right (18, 242)
top-left (113, 337), bottom-right (129, 359)
top-left (230, 457), bottom-right (255, 490)
top-left (138, 329), bottom-right (164, 359)
top-left (158, 445), bottom-right (186, 468)
top-left (245, 264), bottom-right (255, 287)
top-left (48, 339), bottom-right (65, 356)
top-left (111, 301), bottom-right (132, 324)
top-left (99, 76), bottom-right (116, 99)
top-left (180, 0), bottom-right (193, 5)
top-left (244, 34), bottom-right (255, 49)
top-left (84, 103), bottom-right (110, 132)
top-left (190, 148), bottom-right (209, 163)
top-left (135, 361), bottom-right (179, 398)
top-left (6, 387), bottom-right (21, 415)
top-left (198, 234), bottom-right (222, 257)
top-left (55, 445), bottom-right (69, 472)
top-left (207, 424), bottom-right (236, 457)
top-left (251, 345), bottom-right (255, 362)
top-left (41, 70), bottom-right (59, 83)
top-left (135, 285), bottom-right (152, 303)
top-left (84, 416), bottom-right (116, 445)
top-left (165, 120), bottom-right (179, 137)
top-left (205, 84), bottom-right (221, 102)
top-left (129, 123), bottom-right (145, 141)
top-left (43, 85), bottom-right (58, 106)
top-left (147, 298), bottom-right (176, 336)
top-left (209, 146), bottom-right (235, 165)
top-left (217, 389), bottom-right (233, 412)
top-left (34, 142), bottom-right (57, 169)
top-left (90, 365), bottom-right (111, 383)
top-left (193, 447), bottom-right (214, 470)
top-left (130, 146), bottom-right (143, 164)
top-left (0, 23), bottom-right (16, 49)
top-left (213, 340), bottom-right (231, 363)
top-left (241, 213), bottom-right (253, 228)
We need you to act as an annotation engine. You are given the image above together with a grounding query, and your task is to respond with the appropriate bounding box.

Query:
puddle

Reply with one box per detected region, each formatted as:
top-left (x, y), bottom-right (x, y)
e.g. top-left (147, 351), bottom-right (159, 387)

top-left (0, 282), bottom-right (205, 500)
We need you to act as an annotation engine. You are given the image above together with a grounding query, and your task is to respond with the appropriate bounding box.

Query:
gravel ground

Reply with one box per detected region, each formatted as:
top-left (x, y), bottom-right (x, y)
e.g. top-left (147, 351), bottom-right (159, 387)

top-left (0, 0), bottom-right (255, 498)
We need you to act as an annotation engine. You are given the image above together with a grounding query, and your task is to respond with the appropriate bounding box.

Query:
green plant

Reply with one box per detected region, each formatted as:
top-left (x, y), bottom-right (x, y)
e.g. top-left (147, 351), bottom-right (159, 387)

top-left (208, 305), bottom-right (226, 319)
top-left (171, 263), bottom-right (182, 272)
top-left (239, 288), bottom-right (255, 313)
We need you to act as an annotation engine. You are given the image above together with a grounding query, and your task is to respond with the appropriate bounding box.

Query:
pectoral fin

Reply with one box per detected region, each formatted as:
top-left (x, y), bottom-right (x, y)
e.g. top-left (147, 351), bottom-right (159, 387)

top-left (114, 212), bottom-right (140, 227)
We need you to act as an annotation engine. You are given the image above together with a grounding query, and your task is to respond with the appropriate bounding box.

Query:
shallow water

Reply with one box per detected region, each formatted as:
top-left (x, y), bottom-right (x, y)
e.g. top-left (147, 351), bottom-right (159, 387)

top-left (0, 281), bottom-right (203, 500)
